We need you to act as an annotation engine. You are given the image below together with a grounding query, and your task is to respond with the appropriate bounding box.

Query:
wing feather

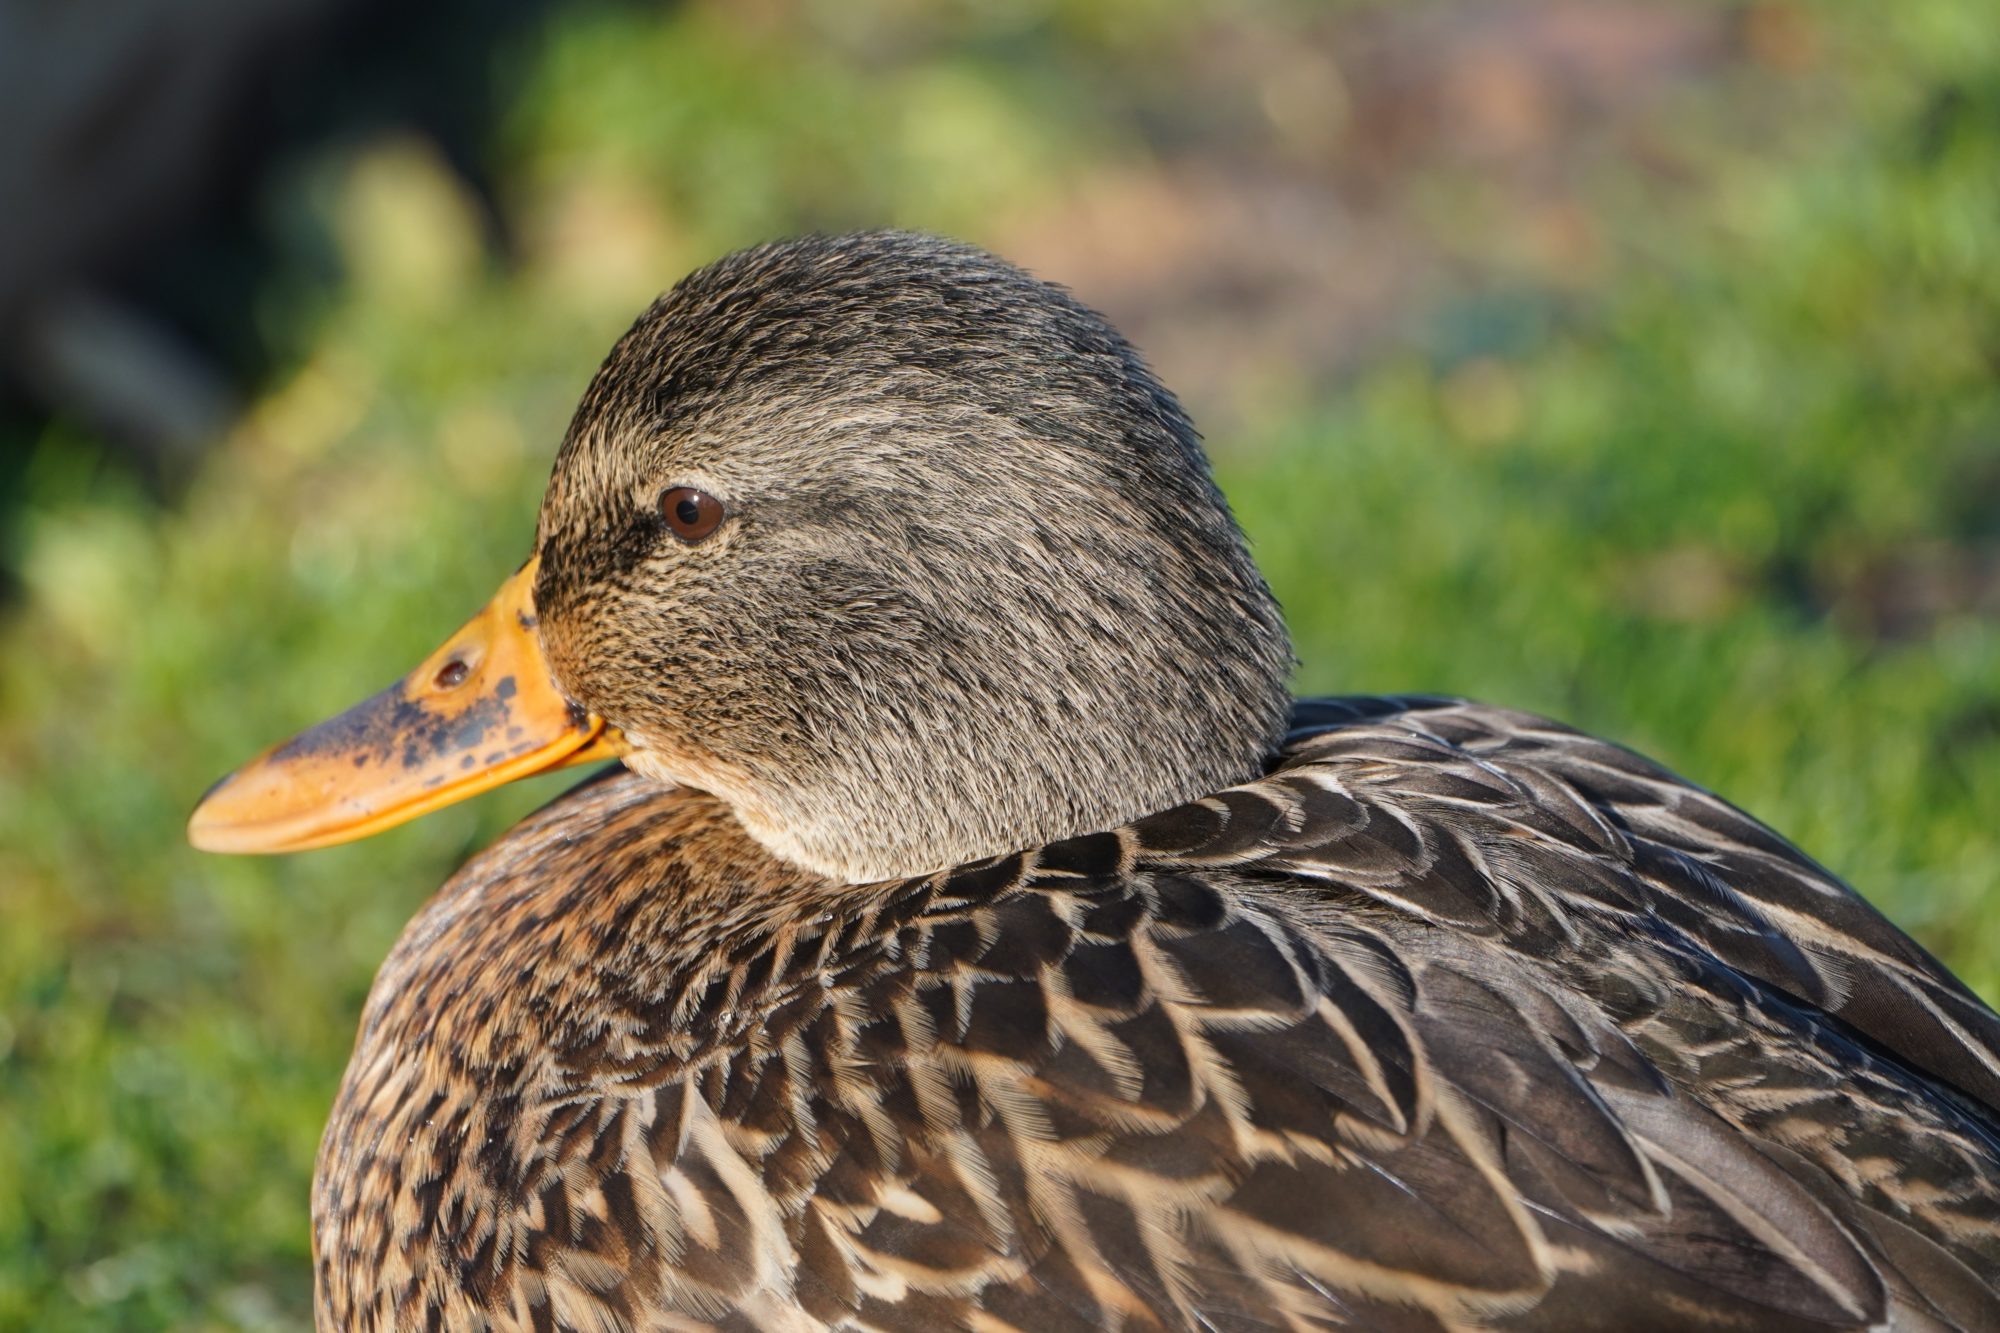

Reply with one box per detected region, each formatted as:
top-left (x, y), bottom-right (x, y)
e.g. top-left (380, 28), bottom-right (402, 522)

top-left (317, 699), bottom-right (2000, 1330)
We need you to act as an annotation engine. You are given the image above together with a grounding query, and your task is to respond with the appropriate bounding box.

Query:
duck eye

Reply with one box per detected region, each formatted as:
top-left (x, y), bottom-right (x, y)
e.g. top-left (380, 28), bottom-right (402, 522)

top-left (659, 487), bottom-right (725, 543)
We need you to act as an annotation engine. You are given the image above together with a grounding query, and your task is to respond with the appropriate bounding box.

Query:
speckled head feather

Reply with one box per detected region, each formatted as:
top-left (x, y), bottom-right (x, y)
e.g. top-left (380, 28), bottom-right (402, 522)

top-left (531, 231), bottom-right (1294, 882)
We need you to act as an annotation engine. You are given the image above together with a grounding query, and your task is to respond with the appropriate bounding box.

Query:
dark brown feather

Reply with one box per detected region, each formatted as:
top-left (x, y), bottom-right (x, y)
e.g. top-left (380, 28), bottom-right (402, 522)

top-left (315, 699), bottom-right (2000, 1331)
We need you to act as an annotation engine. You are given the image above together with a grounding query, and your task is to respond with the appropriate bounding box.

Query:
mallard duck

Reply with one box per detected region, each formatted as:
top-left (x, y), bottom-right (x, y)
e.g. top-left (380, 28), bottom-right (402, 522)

top-left (190, 232), bottom-right (2000, 1331)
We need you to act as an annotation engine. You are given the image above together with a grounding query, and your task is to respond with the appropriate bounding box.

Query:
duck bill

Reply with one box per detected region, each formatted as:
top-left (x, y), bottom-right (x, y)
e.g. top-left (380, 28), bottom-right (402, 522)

top-left (187, 556), bottom-right (629, 854)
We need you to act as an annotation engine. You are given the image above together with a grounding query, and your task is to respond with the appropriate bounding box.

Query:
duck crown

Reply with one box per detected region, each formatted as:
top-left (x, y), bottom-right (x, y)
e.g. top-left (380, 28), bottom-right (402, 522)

top-left (531, 231), bottom-right (1294, 882)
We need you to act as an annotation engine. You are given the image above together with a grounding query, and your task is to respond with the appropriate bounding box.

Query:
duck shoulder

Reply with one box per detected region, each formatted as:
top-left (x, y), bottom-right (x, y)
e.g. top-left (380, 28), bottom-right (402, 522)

top-left (313, 696), bottom-right (2000, 1332)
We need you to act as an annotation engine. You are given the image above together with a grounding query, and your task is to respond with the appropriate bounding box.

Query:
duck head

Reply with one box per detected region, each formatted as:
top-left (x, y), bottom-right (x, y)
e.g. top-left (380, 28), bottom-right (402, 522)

top-left (189, 232), bottom-right (1293, 882)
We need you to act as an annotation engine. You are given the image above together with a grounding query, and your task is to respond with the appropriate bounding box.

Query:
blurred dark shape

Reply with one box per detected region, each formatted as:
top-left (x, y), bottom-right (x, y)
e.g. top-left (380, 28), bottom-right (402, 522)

top-left (1826, 545), bottom-right (2000, 644)
top-left (0, 0), bottom-right (593, 486)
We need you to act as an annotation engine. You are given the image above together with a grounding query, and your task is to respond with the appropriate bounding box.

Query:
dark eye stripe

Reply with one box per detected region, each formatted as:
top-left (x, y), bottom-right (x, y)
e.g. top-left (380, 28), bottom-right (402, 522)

top-left (659, 487), bottom-right (726, 543)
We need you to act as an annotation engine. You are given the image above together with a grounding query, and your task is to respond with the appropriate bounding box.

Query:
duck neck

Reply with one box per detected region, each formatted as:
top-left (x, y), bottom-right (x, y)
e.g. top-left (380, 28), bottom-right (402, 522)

top-left (626, 624), bottom-right (1295, 885)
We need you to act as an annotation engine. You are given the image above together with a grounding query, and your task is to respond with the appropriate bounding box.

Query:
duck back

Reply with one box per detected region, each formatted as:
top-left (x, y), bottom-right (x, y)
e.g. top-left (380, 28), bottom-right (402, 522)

top-left (314, 698), bottom-right (2000, 1332)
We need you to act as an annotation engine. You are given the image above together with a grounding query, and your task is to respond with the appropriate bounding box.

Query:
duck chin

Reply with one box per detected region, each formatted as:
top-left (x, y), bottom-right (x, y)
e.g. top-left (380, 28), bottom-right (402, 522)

top-left (612, 746), bottom-right (682, 795)
top-left (615, 743), bottom-right (839, 882)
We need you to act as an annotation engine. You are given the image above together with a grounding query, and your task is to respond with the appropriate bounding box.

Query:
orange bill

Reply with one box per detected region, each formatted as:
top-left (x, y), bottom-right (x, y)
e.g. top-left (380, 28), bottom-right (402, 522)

top-left (187, 557), bottom-right (629, 854)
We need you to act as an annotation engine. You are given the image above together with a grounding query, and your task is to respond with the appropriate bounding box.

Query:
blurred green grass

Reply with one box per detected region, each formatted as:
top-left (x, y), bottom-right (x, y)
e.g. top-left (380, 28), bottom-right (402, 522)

top-left (2, 1), bottom-right (1997, 1327)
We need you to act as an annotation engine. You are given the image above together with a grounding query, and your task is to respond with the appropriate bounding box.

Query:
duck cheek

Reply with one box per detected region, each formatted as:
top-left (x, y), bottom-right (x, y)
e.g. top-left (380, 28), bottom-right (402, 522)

top-left (189, 557), bottom-right (630, 855)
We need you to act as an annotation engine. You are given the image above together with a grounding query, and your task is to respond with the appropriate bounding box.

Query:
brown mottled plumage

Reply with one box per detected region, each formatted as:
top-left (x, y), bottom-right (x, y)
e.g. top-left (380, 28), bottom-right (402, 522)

top-left (306, 234), bottom-right (2000, 1329)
